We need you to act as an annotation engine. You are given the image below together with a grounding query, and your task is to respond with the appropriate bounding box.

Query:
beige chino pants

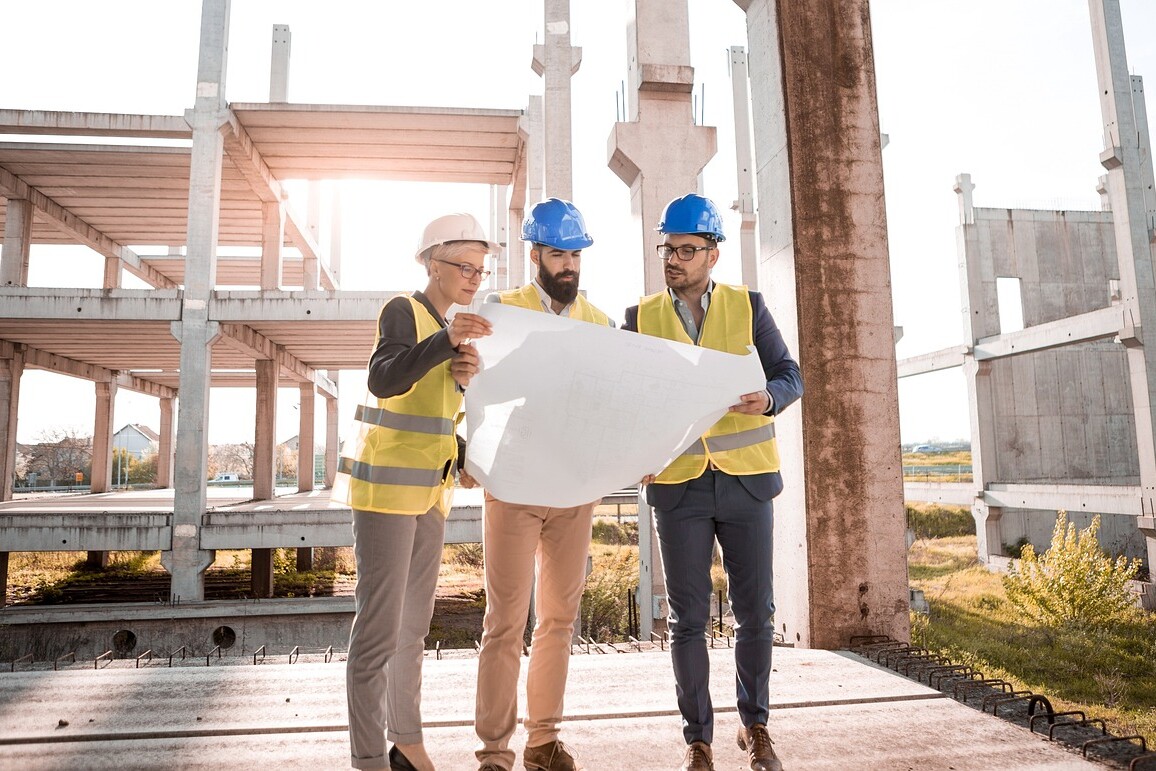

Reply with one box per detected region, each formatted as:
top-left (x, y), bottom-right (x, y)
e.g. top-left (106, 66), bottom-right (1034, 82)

top-left (474, 492), bottom-right (597, 769)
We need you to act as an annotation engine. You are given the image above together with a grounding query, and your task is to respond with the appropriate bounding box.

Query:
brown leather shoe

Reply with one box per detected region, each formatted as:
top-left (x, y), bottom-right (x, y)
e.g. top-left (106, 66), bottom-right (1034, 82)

top-left (737, 723), bottom-right (783, 771)
top-left (523, 740), bottom-right (583, 771)
top-left (680, 741), bottom-right (714, 771)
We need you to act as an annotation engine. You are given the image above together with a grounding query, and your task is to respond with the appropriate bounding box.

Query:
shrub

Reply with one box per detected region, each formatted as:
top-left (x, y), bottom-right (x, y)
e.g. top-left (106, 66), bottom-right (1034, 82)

top-left (905, 504), bottom-right (975, 540)
top-left (591, 519), bottom-right (638, 545)
top-left (1003, 512), bottom-right (1141, 629)
top-left (446, 542), bottom-right (485, 568)
top-left (580, 548), bottom-right (638, 641)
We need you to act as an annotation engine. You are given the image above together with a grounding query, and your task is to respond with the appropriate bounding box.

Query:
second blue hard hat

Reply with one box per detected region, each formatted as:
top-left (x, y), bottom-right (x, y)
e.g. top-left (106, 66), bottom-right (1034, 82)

top-left (656, 193), bottom-right (726, 242)
top-left (521, 198), bottom-right (594, 250)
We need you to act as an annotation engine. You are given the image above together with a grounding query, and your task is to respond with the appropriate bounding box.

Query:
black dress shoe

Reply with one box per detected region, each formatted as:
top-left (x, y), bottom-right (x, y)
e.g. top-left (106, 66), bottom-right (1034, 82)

top-left (389, 744), bottom-right (419, 771)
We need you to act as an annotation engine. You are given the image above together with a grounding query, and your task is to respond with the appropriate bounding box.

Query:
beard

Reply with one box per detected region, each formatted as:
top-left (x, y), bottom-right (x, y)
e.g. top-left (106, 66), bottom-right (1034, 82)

top-left (539, 264), bottom-right (580, 305)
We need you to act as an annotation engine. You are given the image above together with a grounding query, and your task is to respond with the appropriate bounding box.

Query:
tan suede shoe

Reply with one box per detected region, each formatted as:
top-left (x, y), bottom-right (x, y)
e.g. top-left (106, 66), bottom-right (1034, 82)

top-left (523, 740), bottom-right (583, 771)
top-left (736, 723), bottom-right (783, 771)
top-left (679, 741), bottom-right (714, 771)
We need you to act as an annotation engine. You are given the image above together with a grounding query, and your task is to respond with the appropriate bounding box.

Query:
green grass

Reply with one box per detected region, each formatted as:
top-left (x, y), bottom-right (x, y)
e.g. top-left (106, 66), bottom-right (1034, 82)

top-left (910, 535), bottom-right (1156, 746)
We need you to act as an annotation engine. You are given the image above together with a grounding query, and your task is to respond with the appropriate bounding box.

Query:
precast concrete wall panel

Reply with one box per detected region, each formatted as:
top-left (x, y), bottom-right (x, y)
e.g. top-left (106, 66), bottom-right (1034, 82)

top-left (999, 508), bottom-right (1146, 561)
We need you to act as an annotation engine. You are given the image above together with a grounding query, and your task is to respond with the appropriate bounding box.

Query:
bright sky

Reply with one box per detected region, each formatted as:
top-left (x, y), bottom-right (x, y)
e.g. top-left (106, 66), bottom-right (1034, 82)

top-left (4, 0), bottom-right (1155, 447)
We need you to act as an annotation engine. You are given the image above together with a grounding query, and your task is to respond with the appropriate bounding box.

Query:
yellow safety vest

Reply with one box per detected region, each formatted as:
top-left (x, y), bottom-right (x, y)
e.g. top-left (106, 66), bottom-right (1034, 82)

top-left (498, 283), bottom-right (612, 327)
top-left (334, 296), bottom-right (462, 515)
top-left (638, 284), bottom-right (780, 483)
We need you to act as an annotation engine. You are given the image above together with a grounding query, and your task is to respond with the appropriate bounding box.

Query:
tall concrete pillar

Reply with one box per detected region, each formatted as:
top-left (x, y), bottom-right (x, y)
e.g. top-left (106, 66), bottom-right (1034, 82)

top-left (1089, 1), bottom-right (1156, 571)
top-left (297, 382), bottom-right (315, 492)
top-left (729, 47), bottom-right (759, 290)
top-left (251, 357), bottom-right (279, 595)
top-left (0, 344), bottom-right (24, 502)
top-left (532, 0), bottom-right (581, 199)
top-left (954, 175), bottom-right (1002, 560)
top-left (735, 0), bottom-right (909, 648)
top-left (608, 0), bottom-right (716, 295)
top-left (163, 0), bottom-right (230, 603)
top-left (91, 380), bottom-right (117, 494)
top-left (1, 197), bottom-right (32, 287)
top-left (324, 376), bottom-right (338, 488)
top-left (260, 200), bottom-right (286, 290)
top-left (156, 396), bottom-right (175, 488)
top-left (608, 0), bottom-right (716, 635)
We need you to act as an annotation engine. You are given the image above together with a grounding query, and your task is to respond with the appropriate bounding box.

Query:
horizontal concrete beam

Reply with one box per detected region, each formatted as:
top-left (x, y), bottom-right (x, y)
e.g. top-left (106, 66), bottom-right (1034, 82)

top-left (0, 110), bottom-right (190, 138)
top-left (211, 291), bottom-right (400, 321)
top-left (0, 288), bottom-right (182, 320)
top-left (973, 306), bottom-right (1125, 361)
top-left (983, 483), bottom-right (1142, 516)
top-left (19, 344), bottom-right (176, 398)
top-left (0, 514), bottom-right (171, 551)
top-left (896, 346), bottom-right (968, 378)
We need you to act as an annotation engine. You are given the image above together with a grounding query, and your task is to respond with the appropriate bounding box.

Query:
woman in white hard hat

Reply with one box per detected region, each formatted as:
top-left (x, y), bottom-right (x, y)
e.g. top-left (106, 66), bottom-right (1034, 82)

top-left (335, 212), bottom-right (498, 771)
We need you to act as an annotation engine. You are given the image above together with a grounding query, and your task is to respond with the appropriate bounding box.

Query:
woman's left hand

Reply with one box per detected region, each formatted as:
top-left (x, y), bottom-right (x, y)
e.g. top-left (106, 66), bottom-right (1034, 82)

top-left (729, 390), bottom-right (771, 415)
top-left (450, 343), bottom-right (481, 388)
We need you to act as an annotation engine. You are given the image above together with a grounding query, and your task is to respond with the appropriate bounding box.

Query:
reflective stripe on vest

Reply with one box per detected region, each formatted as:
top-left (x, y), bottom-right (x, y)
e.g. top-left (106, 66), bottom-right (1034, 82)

top-left (333, 295), bottom-right (461, 515)
top-left (637, 284), bottom-right (780, 483)
top-left (498, 283), bottom-right (612, 326)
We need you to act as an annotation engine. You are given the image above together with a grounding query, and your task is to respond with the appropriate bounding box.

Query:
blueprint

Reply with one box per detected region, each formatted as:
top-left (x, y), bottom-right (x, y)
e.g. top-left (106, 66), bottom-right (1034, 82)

top-left (463, 303), bottom-right (766, 507)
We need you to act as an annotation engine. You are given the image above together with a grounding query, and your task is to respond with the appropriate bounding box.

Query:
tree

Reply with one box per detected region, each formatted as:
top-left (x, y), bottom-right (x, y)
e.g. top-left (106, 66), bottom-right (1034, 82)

top-left (208, 442), bottom-right (255, 480)
top-left (26, 428), bottom-right (92, 486)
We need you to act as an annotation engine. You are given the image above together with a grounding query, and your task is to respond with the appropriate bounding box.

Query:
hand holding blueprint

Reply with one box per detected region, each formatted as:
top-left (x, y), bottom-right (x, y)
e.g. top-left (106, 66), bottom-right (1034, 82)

top-left (463, 303), bottom-right (766, 507)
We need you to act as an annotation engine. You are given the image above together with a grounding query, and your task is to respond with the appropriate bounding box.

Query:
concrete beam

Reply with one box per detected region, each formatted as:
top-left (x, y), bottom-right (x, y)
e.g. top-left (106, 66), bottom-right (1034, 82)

top-left (896, 345), bottom-right (969, 378)
top-left (17, 344), bottom-right (175, 398)
top-left (983, 483), bottom-right (1143, 516)
top-left (211, 291), bottom-right (400, 321)
top-left (0, 514), bottom-right (171, 551)
top-left (0, 110), bottom-right (190, 138)
top-left (0, 288), bottom-right (182, 320)
top-left (972, 305), bottom-right (1125, 360)
top-left (217, 322), bottom-right (337, 397)
top-left (0, 166), bottom-right (179, 290)
top-left (903, 482), bottom-right (976, 507)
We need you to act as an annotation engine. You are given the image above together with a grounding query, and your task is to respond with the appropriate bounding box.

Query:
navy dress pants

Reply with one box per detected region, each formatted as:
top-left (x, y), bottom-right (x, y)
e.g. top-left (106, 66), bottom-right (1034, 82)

top-left (654, 469), bottom-right (776, 745)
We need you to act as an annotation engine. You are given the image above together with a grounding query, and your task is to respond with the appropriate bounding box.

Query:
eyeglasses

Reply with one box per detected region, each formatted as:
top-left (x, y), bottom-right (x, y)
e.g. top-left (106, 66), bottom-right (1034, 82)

top-left (656, 243), bottom-right (713, 261)
top-left (433, 258), bottom-right (492, 281)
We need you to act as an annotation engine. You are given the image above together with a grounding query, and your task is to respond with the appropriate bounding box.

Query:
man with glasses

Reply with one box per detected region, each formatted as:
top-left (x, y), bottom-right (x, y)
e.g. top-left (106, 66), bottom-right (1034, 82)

top-left (623, 193), bottom-right (803, 771)
top-left (473, 199), bottom-right (612, 771)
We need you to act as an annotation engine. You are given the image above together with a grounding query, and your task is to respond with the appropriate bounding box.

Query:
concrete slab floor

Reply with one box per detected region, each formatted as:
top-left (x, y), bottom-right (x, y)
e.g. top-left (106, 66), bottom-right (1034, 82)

top-left (0, 647), bottom-right (1108, 770)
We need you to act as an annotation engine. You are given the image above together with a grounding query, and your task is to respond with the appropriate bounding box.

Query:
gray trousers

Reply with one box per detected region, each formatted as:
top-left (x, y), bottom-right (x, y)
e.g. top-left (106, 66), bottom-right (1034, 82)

top-left (347, 506), bottom-right (445, 769)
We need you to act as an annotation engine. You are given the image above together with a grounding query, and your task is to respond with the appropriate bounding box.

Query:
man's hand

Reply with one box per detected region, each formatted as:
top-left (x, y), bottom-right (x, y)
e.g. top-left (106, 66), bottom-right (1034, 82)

top-left (450, 343), bottom-right (481, 388)
top-left (447, 312), bottom-right (492, 348)
top-left (729, 390), bottom-right (771, 415)
top-left (459, 468), bottom-right (480, 489)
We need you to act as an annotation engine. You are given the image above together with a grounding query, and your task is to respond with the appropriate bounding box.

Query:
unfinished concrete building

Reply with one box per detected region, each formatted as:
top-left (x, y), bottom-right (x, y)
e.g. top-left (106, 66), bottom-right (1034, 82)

top-left (902, 3), bottom-right (1156, 601)
top-left (1, 0), bottom-right (910, 655)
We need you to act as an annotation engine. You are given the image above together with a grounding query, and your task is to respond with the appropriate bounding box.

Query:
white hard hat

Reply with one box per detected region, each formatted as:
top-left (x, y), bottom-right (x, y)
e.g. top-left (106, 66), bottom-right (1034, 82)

top-left (415, 213), bottom-right (502, 264)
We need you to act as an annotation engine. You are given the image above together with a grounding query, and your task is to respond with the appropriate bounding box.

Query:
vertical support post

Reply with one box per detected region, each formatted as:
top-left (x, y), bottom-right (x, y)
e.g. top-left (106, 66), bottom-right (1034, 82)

top-left (1, 197), bottom-right (33, 287)
top-left (0, 344), bottom-right (25, 502)
top-left (729, 46), bottom-right (759, 289)
top-left (253, 357), bottom-right (278, 500)
top-left (156, 396), bottom-right (175, 489)
top-left (91, 380), bottom-right (116, 495)
top-left (295, 381), bottom-right (316, 572)
top-left (260, 199), bottom-right (285, 290)
top-left (324, 379), bottom-right (339, 488)
top-left (736, 0), bottom-right (910, 647)
top-left (164, 0), bottom-right (230, 603)
top-left (532, 0), bottom-right (580, 199)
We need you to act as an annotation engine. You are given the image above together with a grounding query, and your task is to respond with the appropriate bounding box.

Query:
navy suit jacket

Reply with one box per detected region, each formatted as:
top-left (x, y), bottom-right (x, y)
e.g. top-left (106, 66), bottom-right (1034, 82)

top-left (623, 288), bottom-right (803, 510)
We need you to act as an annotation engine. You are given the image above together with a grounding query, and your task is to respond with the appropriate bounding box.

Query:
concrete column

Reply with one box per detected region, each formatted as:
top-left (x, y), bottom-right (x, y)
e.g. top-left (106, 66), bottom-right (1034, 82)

top-left (253, 357), bottom-right (278, 500)
top-left (607, 1), bottom-right (714, 634)
top-left (297, 382), bottom-right (315, 492)
top-left (0, 345), bottom-right (25, 502)
top-left (532, 0), bottom-right (581, 198)
top-left (324, 382), bottom-right (338, 487)
top-left (0, 551), bottom-right (8, 609)
top-left (269, 24), bottom-right (290, 102)
top-left (251, 356), bottom-right (279, 594)
top-left (1089, 1), bottom-right (1156, 570)
top-left (304, 182), bottom-right (321, 290)
top-left (260, 199), bottom-right (285, 290)
top-left (736, 0), bottom-right (909, 648)
top-left (608, 0), bottom-right (716, 295)
top-left (91, 380), bottom-right (117, 494)
top-left (954, 174), bottom-right (1002, 560)
top-left (102, 254), bottom-right (122, 289)
top-left (163, 0), bottom-right (230, 603)
top-left (729, 47), bottom-right (759, 289)
top-left (329, 187), bottom-right (342, 287)
top-left (1, 197), bottom-right (32, 287)
top-left (156, 396), bottom-right (175, 488)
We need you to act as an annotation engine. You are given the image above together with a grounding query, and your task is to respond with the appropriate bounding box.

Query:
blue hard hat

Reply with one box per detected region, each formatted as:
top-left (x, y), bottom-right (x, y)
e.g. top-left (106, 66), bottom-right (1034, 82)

top-left (655, 193), bottom-right (726, 242)
top-left (521, 198), bottom-right (594, 250)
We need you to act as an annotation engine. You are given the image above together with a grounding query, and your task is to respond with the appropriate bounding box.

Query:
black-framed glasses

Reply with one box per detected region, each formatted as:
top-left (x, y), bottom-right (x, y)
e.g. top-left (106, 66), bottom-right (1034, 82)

top-left (434, 258), bottom-right (492, 280)
top-left (656, 243), bottom-right (712, 261)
